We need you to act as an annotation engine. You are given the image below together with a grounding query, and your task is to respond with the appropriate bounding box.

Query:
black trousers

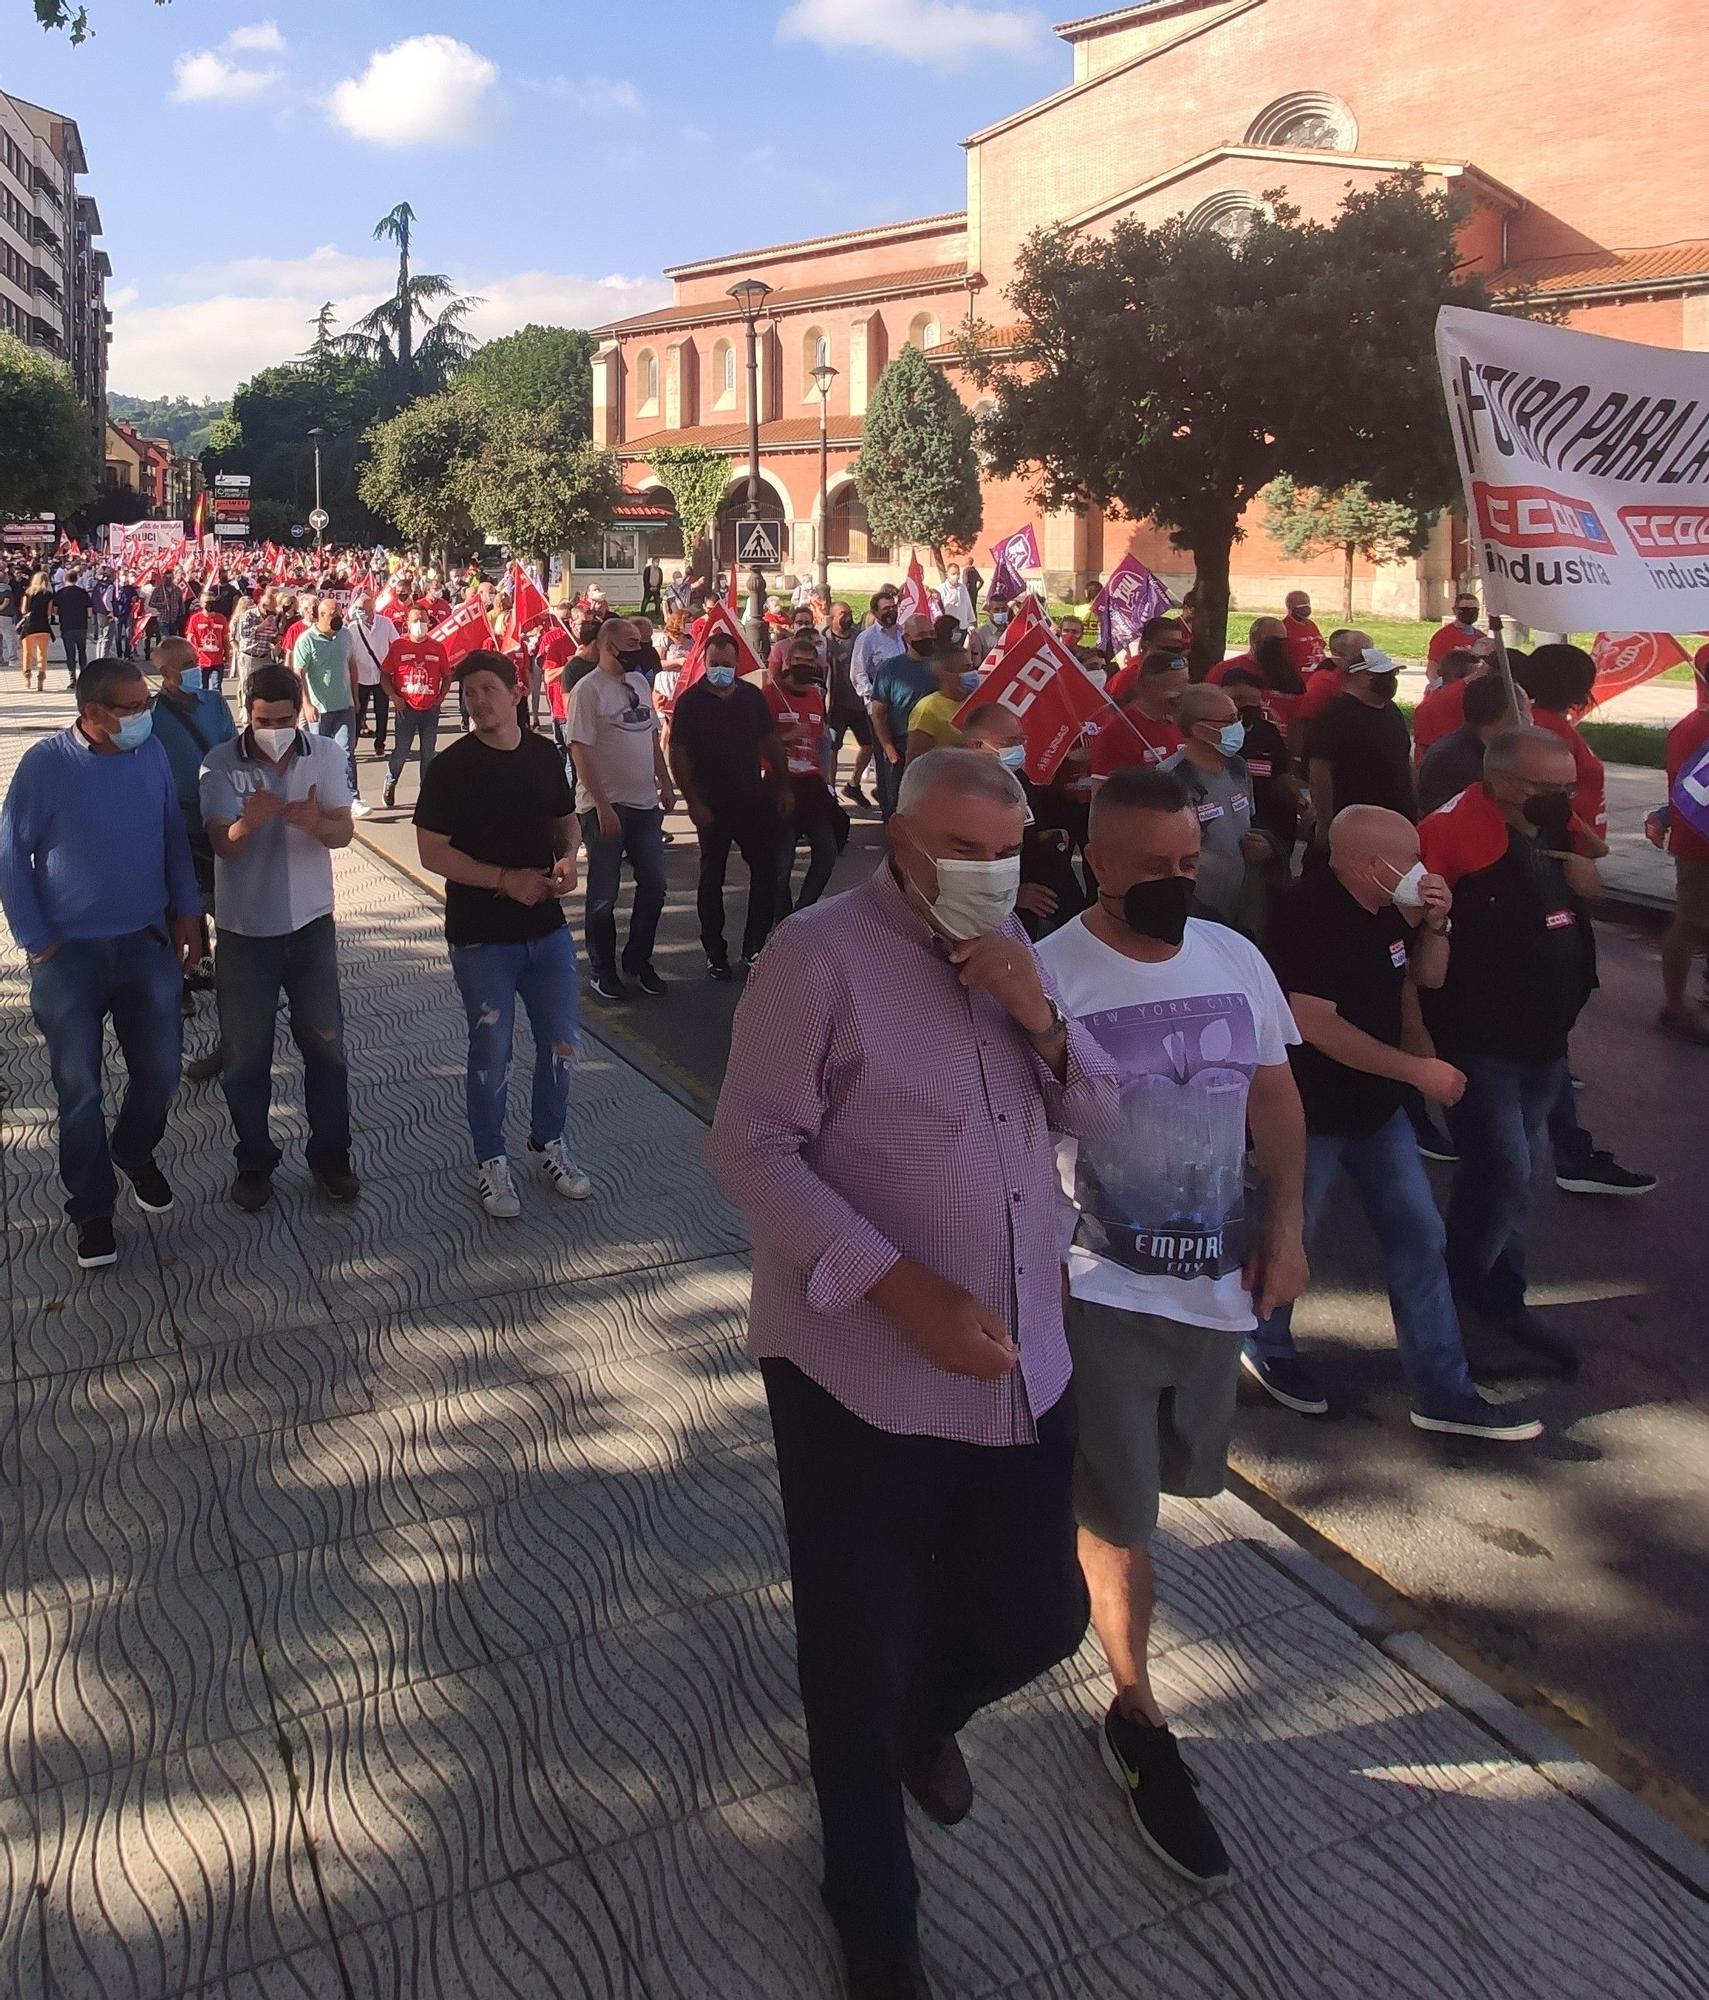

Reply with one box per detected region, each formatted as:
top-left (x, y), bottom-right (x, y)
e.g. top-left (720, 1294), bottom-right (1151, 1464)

top-left (696, 800), bottom-right (780, 966)
top-left (355, 681), bottom-right (389, 752)
top-left (762, 1359), bottom-right (1087, 1960)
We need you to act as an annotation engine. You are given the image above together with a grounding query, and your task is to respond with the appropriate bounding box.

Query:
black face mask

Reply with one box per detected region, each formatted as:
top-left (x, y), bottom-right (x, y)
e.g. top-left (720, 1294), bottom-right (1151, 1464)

top-left (910, 639), bottom-right (934, 657)
top-left (1522, 791), bottom-right (1574, 842)
top-left (618, 645), bottom-right (651, 671)
top-left (1365, 671), bottom-right (1398, 701)
top-left (1111, 875), bottom-right (1193, 946)
top-left (1455, 607), bottom-right (1479, 625)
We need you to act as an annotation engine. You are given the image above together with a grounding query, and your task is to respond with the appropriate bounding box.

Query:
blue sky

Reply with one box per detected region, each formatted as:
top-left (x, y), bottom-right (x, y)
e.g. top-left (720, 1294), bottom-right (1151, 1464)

top-left (0, 0), bottom-right (1070, 399)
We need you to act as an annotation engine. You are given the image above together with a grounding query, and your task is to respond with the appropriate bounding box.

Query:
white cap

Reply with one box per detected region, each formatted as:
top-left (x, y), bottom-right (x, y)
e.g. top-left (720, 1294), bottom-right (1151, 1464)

top-left (1349, 646), bottom-right (1398, 674)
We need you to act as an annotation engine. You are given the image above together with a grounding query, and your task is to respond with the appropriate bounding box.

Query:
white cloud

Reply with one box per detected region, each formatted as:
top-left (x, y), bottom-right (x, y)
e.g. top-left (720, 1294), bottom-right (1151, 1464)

top-left (168, 19), bottom-right (288, 102)
top-left (523, 74), bottom-right (642, 111)
top-left (328, 35), bottom-right (500, 148)
top-left (222, 20), bottom-right (285, 55)
top-left (170, 48), bottom-right (281, 102)
top-left (107, 254), bottom-right (672, 400)
top-left (777, 0), bottom-right (1044, 63)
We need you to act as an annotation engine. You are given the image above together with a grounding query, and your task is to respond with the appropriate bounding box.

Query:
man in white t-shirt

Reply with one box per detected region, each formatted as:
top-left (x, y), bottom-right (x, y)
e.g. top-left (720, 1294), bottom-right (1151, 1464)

top-left (1037, 762), bottom-right (1307, 1888)
top-left (566, 616), bottom-right (677, 1002)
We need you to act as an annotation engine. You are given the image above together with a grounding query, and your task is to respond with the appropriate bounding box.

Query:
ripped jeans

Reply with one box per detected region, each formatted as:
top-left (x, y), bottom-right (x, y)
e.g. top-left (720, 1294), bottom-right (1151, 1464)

top-left (448, 926), bottom-right (580, 1165)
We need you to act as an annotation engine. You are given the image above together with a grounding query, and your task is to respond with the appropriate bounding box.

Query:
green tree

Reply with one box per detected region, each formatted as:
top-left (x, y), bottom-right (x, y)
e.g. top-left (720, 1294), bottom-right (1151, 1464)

top-left (201, 352), bottom-right (387, 544)
top-left (358, 390), bottom-right (487, 561)
top-left (0, 333), bottom-right (94, 518)
top-left (107, 391), bottom-right (224, 454)
top-left (1264, 476), bottom-right (1436, 621)
top-left (457, 325), bottom-right (595, 437)
top-left (66, 480), bottom-right (146, 540)
top-left (337, 203), bottom-right (480, 410)
top-left (971, 172), bottom-right (1503, 671)
top-left (32, 0), bottom-right (169, 42)
top-left (647, 443), bottom-right (728, 576)
top-left (468, 409), bottom-right (620, 578)
top-left (855, 343), bottom-right (982, 567)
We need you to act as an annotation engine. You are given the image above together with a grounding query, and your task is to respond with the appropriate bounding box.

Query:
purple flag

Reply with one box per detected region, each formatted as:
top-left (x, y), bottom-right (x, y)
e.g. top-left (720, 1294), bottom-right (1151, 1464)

top-left (1095, 554), bottom-right (1174, 655)
top-left (988, 522), bottom-right (1040, 601)
top-left (1672, 738), bottom-right (1709, 844)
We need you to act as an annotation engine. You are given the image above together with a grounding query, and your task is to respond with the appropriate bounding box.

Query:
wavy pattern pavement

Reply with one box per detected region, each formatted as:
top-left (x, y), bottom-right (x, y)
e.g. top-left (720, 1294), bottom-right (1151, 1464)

top-left (3, 686), bottom-right (1708, 2000)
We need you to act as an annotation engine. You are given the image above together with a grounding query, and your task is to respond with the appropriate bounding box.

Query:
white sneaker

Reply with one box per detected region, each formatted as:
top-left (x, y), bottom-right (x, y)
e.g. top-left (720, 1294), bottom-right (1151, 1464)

top-left (475, 1156), bottom-right (521, 1218)
top-left (530, 1138), bottom-right (592, 1200)
top-left (350, 798), bottom-right (372, 818)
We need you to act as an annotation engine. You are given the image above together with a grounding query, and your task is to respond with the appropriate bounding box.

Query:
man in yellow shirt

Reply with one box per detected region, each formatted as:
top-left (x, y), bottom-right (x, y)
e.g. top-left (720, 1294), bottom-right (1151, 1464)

top-left (904, 648), bottom-right (980, 763)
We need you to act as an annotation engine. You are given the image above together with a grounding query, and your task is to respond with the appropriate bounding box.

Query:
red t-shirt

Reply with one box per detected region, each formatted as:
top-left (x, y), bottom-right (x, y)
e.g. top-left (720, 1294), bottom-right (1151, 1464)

top-left (185, 610), bottom-right (229, 670)
top-left (1282, 617), bottom-right (1325, 673)
top-left (1419, 780), bottom-right (1509, 886)
top-left (280, 619), bottom-right (306, 657)
top-left (764, 678), bottom-right (828, 776)
top-left (1428, 621), bottom-right (1495, 668)
top-left (1209, 653), bottom-right (1301, 731)
top-left (1297, 663), bottom-right (1348, 721)
top-left (1530, 705), bottom-right (1606, 839)
top-left (381, 635), bottom-right (452, 711)
top-left (1666, 705), bottom-right (1709, 863)
top-left (1089, 705), bottom-right (1182, 777)
top-left (1410, 679), bottom-right (1468, 765)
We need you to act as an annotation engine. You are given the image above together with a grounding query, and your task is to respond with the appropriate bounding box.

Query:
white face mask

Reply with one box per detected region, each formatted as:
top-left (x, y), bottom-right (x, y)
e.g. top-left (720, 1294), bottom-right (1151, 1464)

top-left (922, 854), bottom-right (1022, 939)
top-left (252, 725), bottom-right (296, 761)
top-left (1387, 860), bottom-right (1427, 908)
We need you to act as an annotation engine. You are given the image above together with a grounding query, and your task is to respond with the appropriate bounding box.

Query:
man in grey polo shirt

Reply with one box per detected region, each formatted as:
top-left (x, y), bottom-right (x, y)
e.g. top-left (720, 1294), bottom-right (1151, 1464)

top-left (199, 666), bottom-right (360, 1211)
top-left (1161, 683), bottom-right (1280, 938)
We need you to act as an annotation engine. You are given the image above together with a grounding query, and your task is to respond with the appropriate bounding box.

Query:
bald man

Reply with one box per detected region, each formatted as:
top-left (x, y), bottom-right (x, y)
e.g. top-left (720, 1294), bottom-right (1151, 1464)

top-left (1247, 803), bottom-right (1543, 1440)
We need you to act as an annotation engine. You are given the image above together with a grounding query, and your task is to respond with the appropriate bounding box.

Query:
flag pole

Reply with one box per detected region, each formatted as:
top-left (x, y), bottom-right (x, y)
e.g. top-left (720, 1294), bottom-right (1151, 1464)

top-left (1487, 613), bottom-right (1521, 713)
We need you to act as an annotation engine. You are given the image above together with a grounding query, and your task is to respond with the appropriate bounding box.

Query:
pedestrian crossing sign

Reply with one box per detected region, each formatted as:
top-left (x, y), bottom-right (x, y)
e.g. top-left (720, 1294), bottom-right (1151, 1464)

top-left (735, 519), bottom-right (783, 567)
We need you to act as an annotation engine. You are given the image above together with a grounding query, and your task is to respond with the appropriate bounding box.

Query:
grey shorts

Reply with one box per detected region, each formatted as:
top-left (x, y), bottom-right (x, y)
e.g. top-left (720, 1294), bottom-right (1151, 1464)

top-left (1065, 1293), bottom-right (1244, 1547)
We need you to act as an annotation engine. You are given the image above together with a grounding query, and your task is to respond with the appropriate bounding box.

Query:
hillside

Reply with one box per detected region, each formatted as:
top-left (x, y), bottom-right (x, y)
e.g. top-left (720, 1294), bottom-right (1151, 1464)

top-left (107, 392), bottom-right (225, 456)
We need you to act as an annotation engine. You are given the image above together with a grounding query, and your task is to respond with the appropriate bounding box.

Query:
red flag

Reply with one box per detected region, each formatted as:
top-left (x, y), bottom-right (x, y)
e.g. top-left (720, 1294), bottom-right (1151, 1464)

top-left (897, 552), bottom-right (942, 627)
top-left (1587, 631), bottom-right (1689, 709)
top-left (953, 617), bottom-right (1113, 783)
top-left (508, 561), bottom-right (551, 634)
top-left (673, 594), bottom-right (766, 700)
top-left (430, 596), bottom-right (497, 668)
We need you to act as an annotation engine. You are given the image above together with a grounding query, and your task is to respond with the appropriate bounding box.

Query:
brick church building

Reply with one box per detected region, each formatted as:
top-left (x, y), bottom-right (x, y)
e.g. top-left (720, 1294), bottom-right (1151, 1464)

top-left (590, 0), bottom-right (1708, 613)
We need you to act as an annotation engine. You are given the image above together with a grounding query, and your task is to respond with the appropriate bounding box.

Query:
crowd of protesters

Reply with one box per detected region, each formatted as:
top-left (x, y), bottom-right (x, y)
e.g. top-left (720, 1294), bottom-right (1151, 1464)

top-left (1, 531), bottom-right (1703, 2000)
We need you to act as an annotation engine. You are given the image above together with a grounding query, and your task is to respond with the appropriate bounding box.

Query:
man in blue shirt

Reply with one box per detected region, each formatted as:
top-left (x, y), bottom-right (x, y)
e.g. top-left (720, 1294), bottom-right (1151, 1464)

top-left (868, 615), bottom-right (940, 820)
top-left (0, 658), bottom-right (203, 1268)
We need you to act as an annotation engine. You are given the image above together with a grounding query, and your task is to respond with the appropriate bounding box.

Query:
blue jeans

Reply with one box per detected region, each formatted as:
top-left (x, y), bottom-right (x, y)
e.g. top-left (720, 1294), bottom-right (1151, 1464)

top-left (579, 804), bottom-right (666, 983)
top-left (316, 706), bottom-right (359, 797)
top-left (448, 927), bottom-right (580, 1164)
top-left (1248, 1109), bottom-right (1474, 1408)
top-left (29, 928), bottom-right (183, 1224)
top-left (1443, 1054), bottom-right (1567, 1319)
top-left (387, 705), bottom-right (441, 785)
top-left (216, 916), bottom-right (351, 1175)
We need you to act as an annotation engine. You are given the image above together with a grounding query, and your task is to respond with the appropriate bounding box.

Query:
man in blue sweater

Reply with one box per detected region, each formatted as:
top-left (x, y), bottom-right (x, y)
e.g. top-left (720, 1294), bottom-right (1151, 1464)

top-left (0, 657), bottom-right (204, 1268)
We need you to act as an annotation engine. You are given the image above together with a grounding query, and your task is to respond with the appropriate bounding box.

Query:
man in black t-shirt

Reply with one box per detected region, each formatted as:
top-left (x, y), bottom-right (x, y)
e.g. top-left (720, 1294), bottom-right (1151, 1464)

top-left (668, 628), bottom-right (790, 978)
top-left (1248, 804), bottom-right (1542, 1442)
top-left (52, 578), bottom-right (93, 687)
top-left (1305, 647), bottom-right (1415, 852)
top-left (413, 651), bottom-right (591, 1219)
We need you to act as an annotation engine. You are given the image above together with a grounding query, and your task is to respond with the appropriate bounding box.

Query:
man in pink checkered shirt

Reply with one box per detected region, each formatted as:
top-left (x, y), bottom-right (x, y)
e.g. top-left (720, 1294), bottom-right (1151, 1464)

top-left (711, 747), bottom-right (1120, 2000)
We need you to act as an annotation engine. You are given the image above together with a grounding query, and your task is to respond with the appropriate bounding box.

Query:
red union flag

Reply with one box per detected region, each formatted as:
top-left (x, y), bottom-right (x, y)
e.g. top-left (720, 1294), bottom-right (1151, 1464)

top-left (673, 594), bottom-right (766, 699)
top-left (896, 551), bottom-right (941, 627)
top-left (952, 617), bottom-right (1111, 783)
top-left (1587, 631), bottom-right (1689, 708)
top-left (430, 596), bottom-right (496, 668)
top-left (508, 560), bottom-right (552, 632)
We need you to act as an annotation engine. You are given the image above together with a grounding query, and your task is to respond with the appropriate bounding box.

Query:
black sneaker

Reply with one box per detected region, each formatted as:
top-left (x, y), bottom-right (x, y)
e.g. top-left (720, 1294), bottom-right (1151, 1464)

top-left (1239, 1349), bottom-right (1329, 1416)
top-left (311, 1156), bottom-right (361, 1203)
top-left (75, 1217), bottom-right (117, 1268)
top-left (842, 783), bottom-right (874, 810)
top-left (1099, 1703), bottom-right (1230, 1884)
top-left (587, 973), bottom-right (628, 1002)
top-left (1411, 1391), bottom-right (1542, 1442)
top-left (1413, 1124), bottom-right (1458, 1164)
top-left (231, 1170), bottom-right (273, 1213)
top-left (707, 961), bottom-right (733, 983)
top-left (630, 964), bottom-right (667, 998)
top-left (1555, 1149), bottom-right (1657, 1197)
top-left (125, 1162), bottom-right (174, 1214)
top-left (382, 777), bottom-right (397, 809)
top-left (845, 1955), bottom-right (935, 1999)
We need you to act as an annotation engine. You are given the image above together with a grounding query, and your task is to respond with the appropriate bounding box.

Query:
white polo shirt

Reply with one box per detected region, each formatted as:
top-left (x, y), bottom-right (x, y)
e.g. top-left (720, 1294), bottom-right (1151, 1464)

top-left (198, 730), bottom-right (352, 938)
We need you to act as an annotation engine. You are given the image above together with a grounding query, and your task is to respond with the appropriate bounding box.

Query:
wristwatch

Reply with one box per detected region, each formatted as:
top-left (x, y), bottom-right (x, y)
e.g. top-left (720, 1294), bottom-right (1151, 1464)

top-left (1027, 996), bottom-right (1069, 1042)
top-left (1423, 916), bottom-right (1452, 937)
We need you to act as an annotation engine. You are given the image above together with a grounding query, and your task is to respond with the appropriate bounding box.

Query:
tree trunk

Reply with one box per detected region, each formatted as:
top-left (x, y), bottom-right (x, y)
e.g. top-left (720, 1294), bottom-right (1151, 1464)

top-left (1341, 541), bottom-right (1355, 623)
top-left (1188, 526), bottom-right (1234, 679)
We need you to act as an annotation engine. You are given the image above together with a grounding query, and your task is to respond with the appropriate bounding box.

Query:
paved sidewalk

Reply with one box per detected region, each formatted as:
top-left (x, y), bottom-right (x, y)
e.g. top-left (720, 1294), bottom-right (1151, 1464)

top-left (3, 684), bottom-right (1707, 2000)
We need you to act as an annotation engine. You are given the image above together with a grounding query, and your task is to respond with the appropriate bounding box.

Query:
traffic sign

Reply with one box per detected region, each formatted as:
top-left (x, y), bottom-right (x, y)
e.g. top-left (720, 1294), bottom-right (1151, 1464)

top-left (308, 507), bottom-right (330, 532)
top-left (290, 524), bottom-right (306, 540)
top-left (734, 518), bottom-right (783, 567)
top-left (213, 472), bottom-right (251, 489)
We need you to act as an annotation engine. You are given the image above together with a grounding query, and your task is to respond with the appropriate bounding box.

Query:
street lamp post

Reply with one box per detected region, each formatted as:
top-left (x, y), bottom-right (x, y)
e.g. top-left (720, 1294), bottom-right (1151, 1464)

top-left (727, 277), bottom-right (772, 653)
top-left (307, 427), bottom-right (324, 551)
top-left (811, 361), bottom-right (838, 602)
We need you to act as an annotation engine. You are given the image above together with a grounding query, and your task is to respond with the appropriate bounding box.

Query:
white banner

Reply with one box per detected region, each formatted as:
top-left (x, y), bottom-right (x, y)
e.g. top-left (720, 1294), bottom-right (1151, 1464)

top-left (1436, 305), bottom-right (1709, 631)
top-left (114, 520), bottom-right (188, 566)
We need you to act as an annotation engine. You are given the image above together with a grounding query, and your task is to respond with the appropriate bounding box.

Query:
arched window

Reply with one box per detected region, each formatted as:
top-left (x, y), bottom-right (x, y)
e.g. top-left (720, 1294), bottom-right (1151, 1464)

top-left (635, 347), bottom-right (659, 414)
top-left (825, 486), bottom-right (890, 565)
top-left (802, 325), bottom-right (829, 397)
top-left (907, 312), bottom-right (941, 350)
top-left (1184, 190), bottom-right (1266, 244)
top-left (712, 338), bottom-right (736, 410)
top-left (1245, 91), bottom-right (1356, 152)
